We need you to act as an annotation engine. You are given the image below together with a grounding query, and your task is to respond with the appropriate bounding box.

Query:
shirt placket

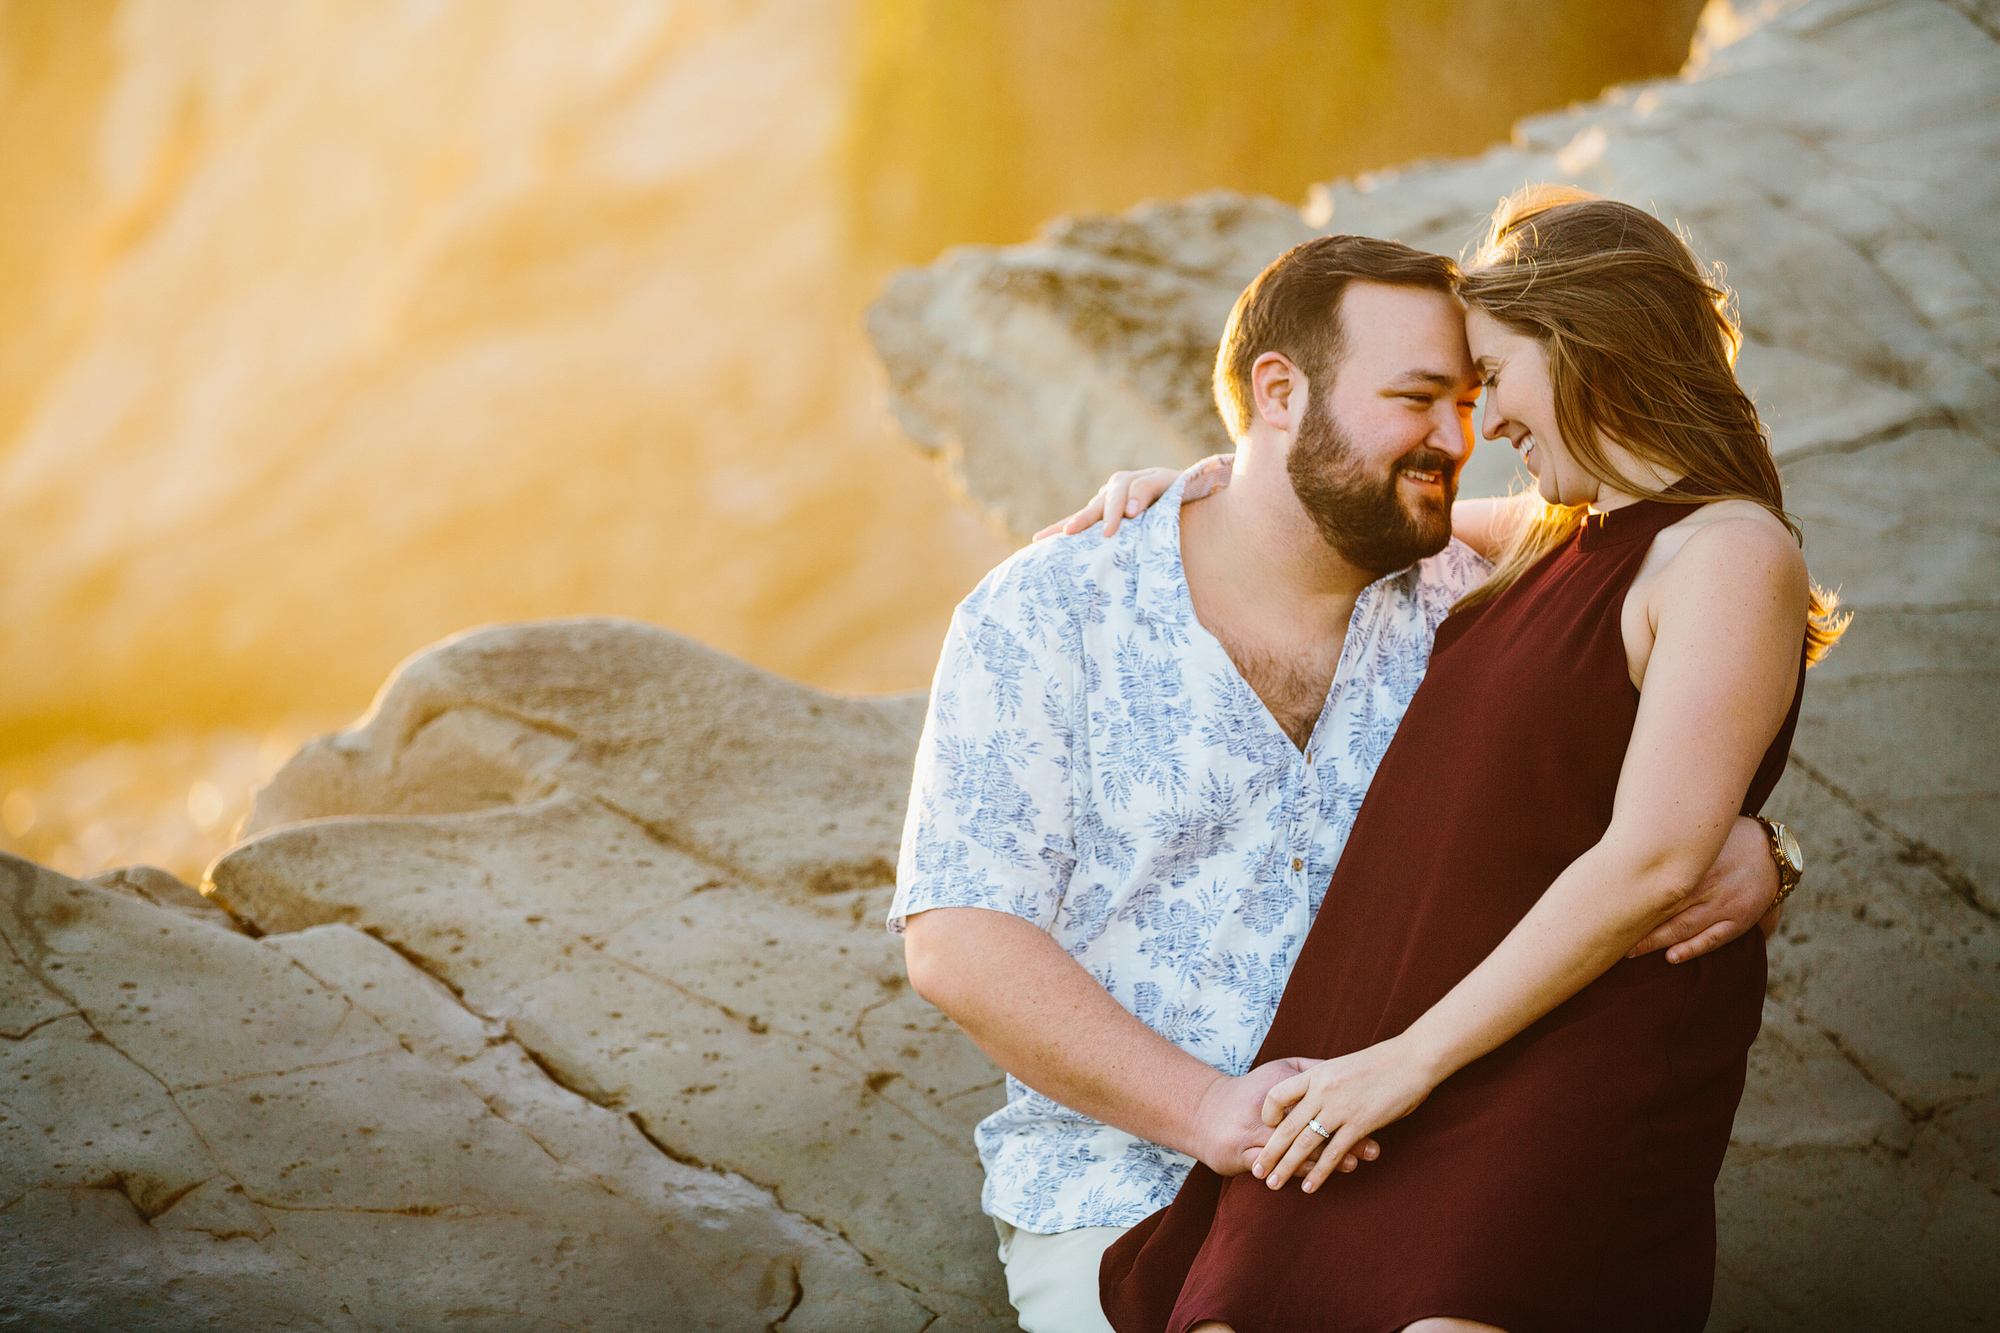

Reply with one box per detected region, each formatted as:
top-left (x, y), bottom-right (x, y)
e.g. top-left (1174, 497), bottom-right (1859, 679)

top-left (1298, 578), bottom-right (1392, 881)
top-left (1288, 738), bottom-right (1318, 881)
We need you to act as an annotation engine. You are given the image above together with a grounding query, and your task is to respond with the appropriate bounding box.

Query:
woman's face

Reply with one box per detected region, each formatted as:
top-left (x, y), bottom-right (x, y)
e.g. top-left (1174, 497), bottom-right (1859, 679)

top-left (1464, 306), bottom-right (1596, 506)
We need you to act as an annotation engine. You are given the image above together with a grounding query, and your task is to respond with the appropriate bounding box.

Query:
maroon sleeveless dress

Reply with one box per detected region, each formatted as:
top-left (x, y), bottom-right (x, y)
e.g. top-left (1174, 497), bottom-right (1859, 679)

top-left (1101, 495), bottom-right (1804, 1333)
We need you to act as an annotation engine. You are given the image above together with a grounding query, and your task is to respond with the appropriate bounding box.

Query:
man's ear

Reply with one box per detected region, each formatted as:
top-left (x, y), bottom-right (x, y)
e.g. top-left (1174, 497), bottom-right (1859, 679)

top-left (1250, 351), bottom-right (1306, 432)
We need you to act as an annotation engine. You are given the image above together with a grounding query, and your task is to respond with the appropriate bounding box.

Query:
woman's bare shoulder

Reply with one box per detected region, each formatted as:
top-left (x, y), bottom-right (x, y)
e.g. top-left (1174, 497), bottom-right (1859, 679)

top-left (1681, 497), bottom-right (1788, 531)
top-left (1675, 499), bottom-right (1795, 547)
top-left (1630, 500), bottom-right (1806, 690)
top-left (1660, 500), bottom-right (1806, 594)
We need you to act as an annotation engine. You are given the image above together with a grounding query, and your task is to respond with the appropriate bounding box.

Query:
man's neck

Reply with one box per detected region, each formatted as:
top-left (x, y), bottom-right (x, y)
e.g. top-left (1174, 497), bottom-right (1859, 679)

top-left (1179, 442), bottom-right (1381, 623)
top-left (1177, 440), bottom-right (1384, 749)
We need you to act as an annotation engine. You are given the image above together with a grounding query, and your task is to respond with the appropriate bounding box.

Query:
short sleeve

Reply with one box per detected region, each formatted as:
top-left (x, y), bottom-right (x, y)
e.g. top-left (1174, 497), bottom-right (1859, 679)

top-left (1415, 537), bottom-right (1495, 630)
top-left (888, 569), bottom-right (1078, 935)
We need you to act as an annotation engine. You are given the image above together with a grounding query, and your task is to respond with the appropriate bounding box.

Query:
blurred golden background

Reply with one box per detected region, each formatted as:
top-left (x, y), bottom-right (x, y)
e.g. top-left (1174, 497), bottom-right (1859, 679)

top-left (0, 0), bottom-right (1705, 880)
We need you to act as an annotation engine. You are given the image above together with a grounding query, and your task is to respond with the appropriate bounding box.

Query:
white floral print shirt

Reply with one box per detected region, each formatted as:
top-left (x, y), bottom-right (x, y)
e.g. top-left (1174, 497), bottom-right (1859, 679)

top-left (889, 471), bottom-right (1491, 1232)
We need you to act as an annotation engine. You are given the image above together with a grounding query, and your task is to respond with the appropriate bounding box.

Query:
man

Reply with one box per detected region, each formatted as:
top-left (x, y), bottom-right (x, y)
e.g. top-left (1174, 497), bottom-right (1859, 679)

top-left (889, 236), bottom-right (1786, 1333)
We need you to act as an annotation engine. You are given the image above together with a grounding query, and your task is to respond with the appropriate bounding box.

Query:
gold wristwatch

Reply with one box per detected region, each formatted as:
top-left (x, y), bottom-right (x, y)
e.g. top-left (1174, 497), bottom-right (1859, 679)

top-left (1754, 817), bottom-right (1804, 904)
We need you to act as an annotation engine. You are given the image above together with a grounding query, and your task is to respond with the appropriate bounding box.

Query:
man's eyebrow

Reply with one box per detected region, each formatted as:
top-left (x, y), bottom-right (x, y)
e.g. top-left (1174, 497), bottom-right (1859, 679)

top-left (1385, 370), bottom-right (1473, 391)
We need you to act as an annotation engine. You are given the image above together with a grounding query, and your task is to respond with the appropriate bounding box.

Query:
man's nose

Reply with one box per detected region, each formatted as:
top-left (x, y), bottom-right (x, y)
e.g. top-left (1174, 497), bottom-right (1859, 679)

top-left (1433, 404), bottom-right (1474, 460)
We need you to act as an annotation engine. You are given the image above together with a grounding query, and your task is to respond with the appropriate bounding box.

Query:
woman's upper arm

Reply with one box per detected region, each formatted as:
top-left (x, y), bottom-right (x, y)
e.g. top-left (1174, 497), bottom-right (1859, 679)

top-left (1451, 494), bottom-right (1532, 561)
top-left (1606, 519), bottom-right (1808, 878)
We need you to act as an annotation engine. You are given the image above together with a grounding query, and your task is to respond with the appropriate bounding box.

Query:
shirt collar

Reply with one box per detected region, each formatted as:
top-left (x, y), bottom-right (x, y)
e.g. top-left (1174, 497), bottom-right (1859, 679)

top-left (1133, 465), bottom-right (1428, 625)
top-left (1131, 469), bottom-right (1198, 627)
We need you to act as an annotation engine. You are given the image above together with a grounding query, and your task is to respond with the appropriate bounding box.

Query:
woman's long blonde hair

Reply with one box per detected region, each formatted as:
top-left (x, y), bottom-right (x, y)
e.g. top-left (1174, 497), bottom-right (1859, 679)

top-left (1454, 185), bottom-right (1847, 664)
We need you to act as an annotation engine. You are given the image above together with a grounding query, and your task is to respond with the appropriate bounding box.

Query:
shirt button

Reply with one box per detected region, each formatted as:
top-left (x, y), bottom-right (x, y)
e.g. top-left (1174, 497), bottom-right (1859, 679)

top-left (1292, 858), bottom-right (1304, 872)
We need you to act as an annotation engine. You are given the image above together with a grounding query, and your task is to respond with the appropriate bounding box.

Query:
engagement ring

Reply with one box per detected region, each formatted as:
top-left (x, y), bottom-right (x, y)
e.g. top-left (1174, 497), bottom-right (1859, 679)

top-left (1307, 1118), bottom-right (1332, 1139)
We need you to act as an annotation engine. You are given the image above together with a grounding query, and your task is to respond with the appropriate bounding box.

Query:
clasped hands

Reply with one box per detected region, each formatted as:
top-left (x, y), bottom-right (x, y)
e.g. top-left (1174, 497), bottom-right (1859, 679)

top-left (1189, 1038), bottom-right (1438, 1196)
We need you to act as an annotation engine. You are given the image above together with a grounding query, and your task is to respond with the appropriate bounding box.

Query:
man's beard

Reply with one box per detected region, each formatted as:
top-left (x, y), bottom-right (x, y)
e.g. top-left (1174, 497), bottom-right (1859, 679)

top-left (1286, 393), bottom-right (1456, 576)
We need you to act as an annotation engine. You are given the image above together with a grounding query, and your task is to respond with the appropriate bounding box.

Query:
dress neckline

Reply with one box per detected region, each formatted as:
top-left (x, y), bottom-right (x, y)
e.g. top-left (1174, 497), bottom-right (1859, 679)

top-left (1574, 479), bottom-right (1703, 552)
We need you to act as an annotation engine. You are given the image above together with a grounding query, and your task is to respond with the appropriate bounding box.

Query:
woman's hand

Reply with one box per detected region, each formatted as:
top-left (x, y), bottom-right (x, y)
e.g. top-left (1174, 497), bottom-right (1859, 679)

top-left (1188, 1057), bottom-right (1380, 1178)
top-left (1251, 1038), bottom-right (1439, 1194)
top-left (1030, 457), bottom-right (1233, 542)
top-left (1031, 467), bottom-right (1184, 541)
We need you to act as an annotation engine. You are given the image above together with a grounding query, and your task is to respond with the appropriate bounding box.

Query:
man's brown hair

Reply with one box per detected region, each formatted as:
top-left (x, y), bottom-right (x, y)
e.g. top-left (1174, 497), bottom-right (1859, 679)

top-left (1212, 234), bottom-right (1460, 439)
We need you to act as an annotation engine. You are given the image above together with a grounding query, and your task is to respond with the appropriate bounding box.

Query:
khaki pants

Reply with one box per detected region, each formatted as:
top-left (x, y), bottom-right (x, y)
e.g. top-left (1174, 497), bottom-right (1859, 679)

top-left (993, 1217), bottom-right (1132, 1333)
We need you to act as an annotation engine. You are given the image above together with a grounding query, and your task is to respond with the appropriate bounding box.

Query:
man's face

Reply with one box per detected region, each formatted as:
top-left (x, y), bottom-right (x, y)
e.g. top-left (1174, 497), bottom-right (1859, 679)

top-left (1285, 283), bottom-right (1479, 576)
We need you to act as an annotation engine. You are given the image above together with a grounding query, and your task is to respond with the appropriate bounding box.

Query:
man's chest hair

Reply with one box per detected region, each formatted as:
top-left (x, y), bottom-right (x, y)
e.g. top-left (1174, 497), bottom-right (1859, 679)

top-left (1207, 627), bottom-right (1340, 751)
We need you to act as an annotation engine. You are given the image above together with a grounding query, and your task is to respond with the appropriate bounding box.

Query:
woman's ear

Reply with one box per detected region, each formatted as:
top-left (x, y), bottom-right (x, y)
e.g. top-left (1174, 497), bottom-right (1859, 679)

top-left (1251, 351), bottom-right (1306, 432)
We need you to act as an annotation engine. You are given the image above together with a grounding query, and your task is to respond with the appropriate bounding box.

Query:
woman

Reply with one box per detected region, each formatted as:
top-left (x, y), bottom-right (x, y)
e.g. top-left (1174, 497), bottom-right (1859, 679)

top-left (1060, 187), bottom-right (1845, 1332)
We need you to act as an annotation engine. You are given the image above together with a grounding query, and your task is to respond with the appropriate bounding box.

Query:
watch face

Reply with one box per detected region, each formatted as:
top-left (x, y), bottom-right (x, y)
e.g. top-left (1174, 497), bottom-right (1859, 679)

top-left (1775, 824), bottom-right (1803, 872)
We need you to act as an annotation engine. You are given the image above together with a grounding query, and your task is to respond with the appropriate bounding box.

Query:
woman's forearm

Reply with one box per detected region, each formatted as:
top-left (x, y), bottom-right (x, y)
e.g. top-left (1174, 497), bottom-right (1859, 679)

top-left (1397, 836), bottom-right (1714, 1085)
top-left (1450, 494), bottom-right (1534, 561)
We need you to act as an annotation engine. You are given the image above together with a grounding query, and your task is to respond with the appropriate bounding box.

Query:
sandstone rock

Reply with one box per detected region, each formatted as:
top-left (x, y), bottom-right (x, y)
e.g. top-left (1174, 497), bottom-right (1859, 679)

top-left (88, 863), bottom-right (242, 932)
top-left (209, 620), bottom-right (1014, 1330)
top-left (1, 850), bottom-right (929, 1331)
top-left (239, 617), bottom-right (933, 891)
top-left (1722, 772), bottom-right (2000, 1326)
top-left (865, 0), bottom-right (2000, 1325)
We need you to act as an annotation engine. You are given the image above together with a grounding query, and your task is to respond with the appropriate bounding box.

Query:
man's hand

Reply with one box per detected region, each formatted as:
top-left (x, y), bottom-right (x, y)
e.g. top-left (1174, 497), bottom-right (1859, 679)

top-left (906, 909), bottom-right (1380, 1175)
top-left (1187, 1058), bottom-right (1380, 1178)
top-left (1626, 814), bottom-right (1782, 963)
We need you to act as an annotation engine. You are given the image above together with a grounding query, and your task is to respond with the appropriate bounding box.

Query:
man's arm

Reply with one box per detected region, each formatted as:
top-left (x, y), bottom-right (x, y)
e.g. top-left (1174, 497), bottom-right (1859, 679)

top-left (905, 906), bottom-right (1331, 1173)
top-left (890, 576), bottom-right (1361, 1177)
top-left (1628, 814), bottom-right (1783, 961)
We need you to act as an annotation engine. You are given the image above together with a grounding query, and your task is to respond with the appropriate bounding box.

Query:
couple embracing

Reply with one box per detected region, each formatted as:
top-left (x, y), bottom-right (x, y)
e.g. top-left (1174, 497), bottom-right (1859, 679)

top-left (889, 187), bottom-right (1843, 1333)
